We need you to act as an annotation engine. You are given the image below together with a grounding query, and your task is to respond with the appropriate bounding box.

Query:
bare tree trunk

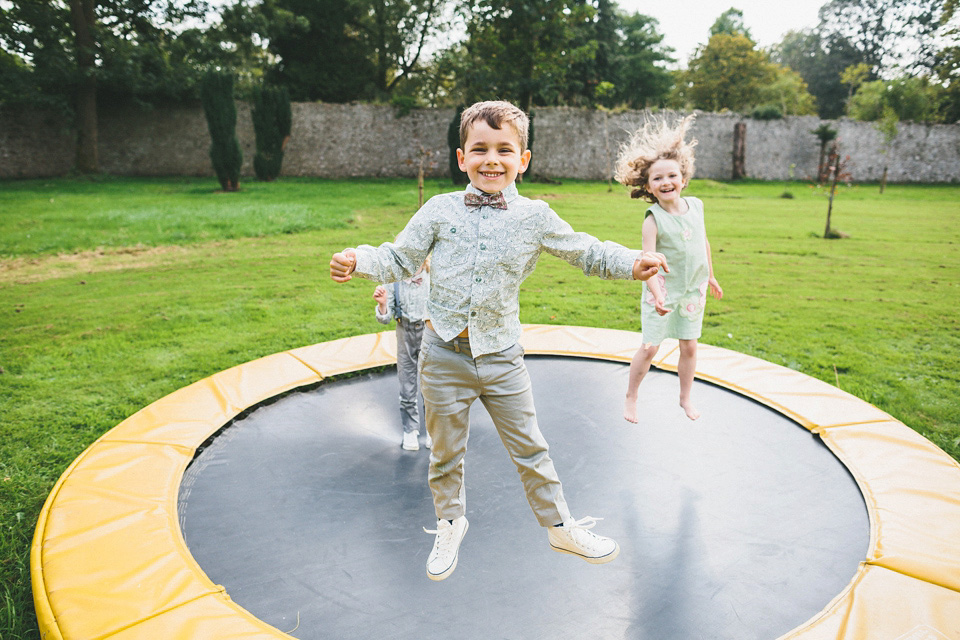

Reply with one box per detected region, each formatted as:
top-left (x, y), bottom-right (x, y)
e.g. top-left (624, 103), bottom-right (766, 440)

top-left (69, 0), bottom-right (98, 174)
top-left (732, 122), bottom-right (746, 180)
top-left (825, 148), bottom-right (839, 238)
top-left (817, 142), bottom-right (826, 183)
top-left (880, 166), bottom-right (888, 194)
top-left (373, 0), bottom-right (388, 95)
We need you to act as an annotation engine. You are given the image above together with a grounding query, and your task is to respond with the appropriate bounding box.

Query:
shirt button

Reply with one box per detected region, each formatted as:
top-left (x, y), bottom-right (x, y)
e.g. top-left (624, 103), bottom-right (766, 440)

top-left (479, 243), bottom-right (486, 250)
top-left (482, 214), bottom-right (488, 219)
top-left (470, 311), bottom-right (477, 317)
top-left (475, 277), bottom-right (482, 283)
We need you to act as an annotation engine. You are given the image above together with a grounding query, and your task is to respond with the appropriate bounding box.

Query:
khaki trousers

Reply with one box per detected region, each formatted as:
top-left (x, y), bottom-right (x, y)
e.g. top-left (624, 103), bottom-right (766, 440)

top-left (418, 326), bottom-right (572, 526)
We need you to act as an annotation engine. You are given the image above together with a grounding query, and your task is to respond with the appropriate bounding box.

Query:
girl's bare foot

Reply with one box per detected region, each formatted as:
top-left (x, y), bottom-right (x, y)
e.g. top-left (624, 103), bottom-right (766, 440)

top-left (624, 396), bottom-right (639, 423)
top-left (680, 398), bottom-right (700, 421)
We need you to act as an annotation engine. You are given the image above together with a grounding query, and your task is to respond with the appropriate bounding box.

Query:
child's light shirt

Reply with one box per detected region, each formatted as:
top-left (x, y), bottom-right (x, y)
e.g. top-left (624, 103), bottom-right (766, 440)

top-left (375, 272), bottom-right (430, 324)
top-left (353, 183), bottom-right (640, 357)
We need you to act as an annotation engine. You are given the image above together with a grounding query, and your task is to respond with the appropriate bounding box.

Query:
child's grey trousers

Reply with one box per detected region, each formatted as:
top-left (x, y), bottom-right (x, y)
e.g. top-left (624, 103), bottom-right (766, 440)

top-left (396, 318), bottom-right (425, 434)
top-left (418, 326), bottom-right (572, 527)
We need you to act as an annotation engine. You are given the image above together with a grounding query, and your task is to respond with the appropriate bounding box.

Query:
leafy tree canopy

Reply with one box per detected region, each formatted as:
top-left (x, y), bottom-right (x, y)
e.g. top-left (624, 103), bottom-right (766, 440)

top-left (769, 28), bottom-right (867, 118)
top-left (0, 0), bottom-right (212, 110)
top-left (676, 33), bottom-right (775, 112)
top-left (756, 64), bottom-right (818, 116)
top-left (710, 7), bottom-right (752, 41)
top-left (817, 0), bottom-right (944, 74)
top-left (847, 75), bottom-right (942, 122)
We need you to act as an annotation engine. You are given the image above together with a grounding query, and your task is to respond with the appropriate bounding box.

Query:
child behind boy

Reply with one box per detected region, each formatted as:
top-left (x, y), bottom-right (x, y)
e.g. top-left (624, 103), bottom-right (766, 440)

top-left (330, 100), bottom-right (667, 581)
top-left (373, 257), bottom-right (431, 451)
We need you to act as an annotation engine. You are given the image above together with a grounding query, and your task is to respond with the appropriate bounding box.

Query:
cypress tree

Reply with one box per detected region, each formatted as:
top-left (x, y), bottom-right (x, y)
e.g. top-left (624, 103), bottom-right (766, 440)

top-left (200, 70), bottom-right (242, 192)
top-left (252, 85), bottom-right (292, 181)
top-left (447, 105), bottom-right (468, 185)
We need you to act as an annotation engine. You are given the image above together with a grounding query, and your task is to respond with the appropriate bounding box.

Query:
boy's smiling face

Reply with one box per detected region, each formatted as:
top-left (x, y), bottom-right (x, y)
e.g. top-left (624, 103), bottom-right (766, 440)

top-left (457, 120), bottom-right (531, 195)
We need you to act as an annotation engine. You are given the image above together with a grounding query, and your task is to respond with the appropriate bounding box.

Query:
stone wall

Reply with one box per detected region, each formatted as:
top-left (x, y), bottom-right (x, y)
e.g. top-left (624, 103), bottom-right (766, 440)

top-left (2, 103), bottom-right (958, 183)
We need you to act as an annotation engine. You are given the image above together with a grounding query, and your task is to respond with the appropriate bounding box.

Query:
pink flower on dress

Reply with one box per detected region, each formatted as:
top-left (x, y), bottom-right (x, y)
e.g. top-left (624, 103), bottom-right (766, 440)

top-left (682, 227), bottom-right (693, 241)
top-left (678, 291), bottom-right (703, 319)
top-left (645, 274), bottom-right (666, 305)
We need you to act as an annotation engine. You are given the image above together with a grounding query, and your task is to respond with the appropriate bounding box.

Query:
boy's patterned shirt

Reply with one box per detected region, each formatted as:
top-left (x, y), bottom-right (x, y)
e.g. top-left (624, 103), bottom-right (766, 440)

top-left (353, 183), bottom-right (641, 357)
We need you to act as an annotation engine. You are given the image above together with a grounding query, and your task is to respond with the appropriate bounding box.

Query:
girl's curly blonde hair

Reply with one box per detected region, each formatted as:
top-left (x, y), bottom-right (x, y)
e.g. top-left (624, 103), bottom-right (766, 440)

top-left (614, 113), bottom-right (697, 203)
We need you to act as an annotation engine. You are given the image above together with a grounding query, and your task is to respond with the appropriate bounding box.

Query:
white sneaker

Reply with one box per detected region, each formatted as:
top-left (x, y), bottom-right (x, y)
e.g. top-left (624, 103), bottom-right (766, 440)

top-left (547, 516), bottom-right (619, 564)
top-left (425, 432), bottom-right (433, 449)
top-left (402, 431), bottom-right (419, 451)
top-left (424, 516), bottom-right (469, 581)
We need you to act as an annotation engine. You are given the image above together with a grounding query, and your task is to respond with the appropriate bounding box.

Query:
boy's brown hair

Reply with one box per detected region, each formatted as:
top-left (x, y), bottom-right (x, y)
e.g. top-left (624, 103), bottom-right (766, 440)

top-left (459, 101), bottom-right (530, 151)
top-left (614, 113), bottom-right (697, 204)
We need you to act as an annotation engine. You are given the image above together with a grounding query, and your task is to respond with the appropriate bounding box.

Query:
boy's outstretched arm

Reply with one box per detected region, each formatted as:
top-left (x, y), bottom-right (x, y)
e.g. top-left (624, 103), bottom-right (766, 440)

top-left (632, 251), bottom-right (669, 281)
top-left (330, 249), bottom-right (357, 282)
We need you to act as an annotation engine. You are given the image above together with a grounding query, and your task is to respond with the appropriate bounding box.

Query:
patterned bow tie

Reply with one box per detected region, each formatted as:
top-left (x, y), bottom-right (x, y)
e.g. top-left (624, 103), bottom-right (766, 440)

top-left (464, 191), bottom-right (508, 210)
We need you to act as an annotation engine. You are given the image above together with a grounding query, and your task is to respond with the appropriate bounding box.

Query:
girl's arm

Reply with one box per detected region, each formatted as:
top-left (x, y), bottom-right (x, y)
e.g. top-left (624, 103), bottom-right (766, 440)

top-left (642, 215), bottom-right (669, 315)
top-left (705, 237), bottom-right (723, 299)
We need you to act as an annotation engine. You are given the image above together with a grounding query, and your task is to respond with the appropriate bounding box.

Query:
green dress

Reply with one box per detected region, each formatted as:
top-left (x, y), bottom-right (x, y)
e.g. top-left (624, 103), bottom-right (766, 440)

top-left (640, 196), bottom-right (710, 346)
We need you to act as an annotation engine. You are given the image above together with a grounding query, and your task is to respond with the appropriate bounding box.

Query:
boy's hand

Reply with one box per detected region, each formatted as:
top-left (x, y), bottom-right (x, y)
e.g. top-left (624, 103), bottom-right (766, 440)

top-left (373, 285), bottom-right (387, 305)
top-left (708, 277), bottom-right (724, 300)
top-left (330, 249), bottom-right (357, 282)
top-left (633, 251), bottom-right (669, 281)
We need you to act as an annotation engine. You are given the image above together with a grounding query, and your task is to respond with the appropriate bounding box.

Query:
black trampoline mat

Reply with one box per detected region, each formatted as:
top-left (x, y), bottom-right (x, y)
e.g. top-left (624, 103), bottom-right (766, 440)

top-left (178, 356), bottom-right (869, 640)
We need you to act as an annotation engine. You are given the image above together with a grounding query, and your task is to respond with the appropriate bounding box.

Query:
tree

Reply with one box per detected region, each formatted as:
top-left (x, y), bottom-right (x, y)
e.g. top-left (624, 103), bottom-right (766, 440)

top-left (677, 33), bottom-right (775, 112)
top-left (770, 29), bottom-right (865, 118)
top-left (817, 0), bottom-right (944, 74)
top-left (354, 0), bottom-right (445, 98)
top-left (812, 123), bottom-right (837, 183)
top-left (840, 62), bottom-right (871, 104)
top-left (0, 0), bottom-right (210, 173)
top-left (933, 0), bottom-right (960, 121)
top-left (266, 0), bottom-right (379, 102)
top-left (69, 0), bottom-right (97, 173)
top-left (201, 71), bottom-right (243, 192)
top-left (252, 85), bottom-right (292, 181)
top-left (848, 76), bottom-right (941, 122)
top-left (527, 2), bottom-right (673, 109)
top-left (755, 65), bottom-right (818, 116)
top-left (710, 7), bottom-right (752, 39)
top-left (607, 12), bottom-right (674, 108)
top-left (821, 142), bottom-right (852, 238)
top-left (460, 0), bottom-right (596, 111)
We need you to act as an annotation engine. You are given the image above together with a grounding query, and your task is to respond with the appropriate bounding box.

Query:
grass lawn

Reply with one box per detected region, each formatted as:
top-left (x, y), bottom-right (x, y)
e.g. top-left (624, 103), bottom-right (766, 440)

top-left (1, 175), bottom-right (958, 638)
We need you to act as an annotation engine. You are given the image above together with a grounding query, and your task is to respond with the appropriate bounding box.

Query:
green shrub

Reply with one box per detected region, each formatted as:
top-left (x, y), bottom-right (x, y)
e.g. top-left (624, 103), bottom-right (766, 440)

top-left (200, 71), bottom-right (242, 191)
top-left (252, 85), bottom-right (292, 182)
top-left (751, 104), bottom-right (783, 120)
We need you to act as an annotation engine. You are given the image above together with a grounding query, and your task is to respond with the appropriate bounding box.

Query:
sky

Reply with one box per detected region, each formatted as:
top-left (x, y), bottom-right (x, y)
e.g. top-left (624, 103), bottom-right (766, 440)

top-left (615, 0), bottom-right (827, 67)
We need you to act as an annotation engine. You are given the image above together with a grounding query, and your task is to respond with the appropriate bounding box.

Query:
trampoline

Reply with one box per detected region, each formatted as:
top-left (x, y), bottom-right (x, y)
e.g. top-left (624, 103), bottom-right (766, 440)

top-left (31, 325), bottom-right (960, 639)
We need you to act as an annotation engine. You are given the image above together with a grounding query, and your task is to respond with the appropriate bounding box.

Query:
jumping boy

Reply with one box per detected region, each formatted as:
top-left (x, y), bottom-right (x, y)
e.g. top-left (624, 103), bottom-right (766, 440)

top-left (330, 100), bottom-right (667, 581)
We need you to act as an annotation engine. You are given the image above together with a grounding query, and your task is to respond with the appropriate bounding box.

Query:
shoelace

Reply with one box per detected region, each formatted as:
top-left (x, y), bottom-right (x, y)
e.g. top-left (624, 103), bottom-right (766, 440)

top-left (565, 515), bottom-right (603, 531)
top-left (423, 520), bottom-right (459, 553)
top-left (562, 516), bottom-right (608, 552)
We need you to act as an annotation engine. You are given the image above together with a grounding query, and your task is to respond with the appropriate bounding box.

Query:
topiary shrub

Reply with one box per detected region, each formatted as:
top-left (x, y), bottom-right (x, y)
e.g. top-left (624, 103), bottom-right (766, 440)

top-left (252, 85), bottom-right (292, 182)
top-left (201, 70), bottom-right (242, 191)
